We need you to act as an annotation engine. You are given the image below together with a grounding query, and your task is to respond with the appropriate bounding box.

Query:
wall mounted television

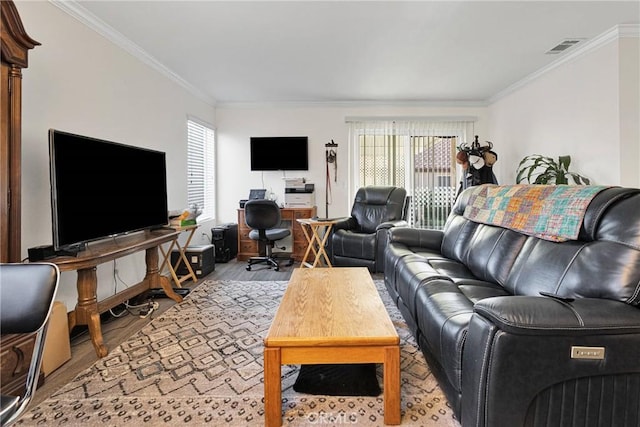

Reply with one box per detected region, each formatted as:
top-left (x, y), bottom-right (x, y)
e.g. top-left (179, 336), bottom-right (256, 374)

top-left (250, 136), bottom-right (309, 171)
top-left (49, 129), bottom-right (169, 252)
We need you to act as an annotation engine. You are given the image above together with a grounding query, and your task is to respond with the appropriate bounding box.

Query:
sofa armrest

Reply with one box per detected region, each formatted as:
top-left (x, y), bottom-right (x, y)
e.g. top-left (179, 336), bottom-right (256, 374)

top-left (387, 226), bottom-right (443, 251)
top-left (374, 220), bottom-right (408, 272)
top-left (462, 296), bottom-right (640, 427)
top-left (332, 217), bottom-right (357, 231)
top-left (376, 219), bottom-right (408, 230)
top-left (474, 295), bottom-right (640, 334)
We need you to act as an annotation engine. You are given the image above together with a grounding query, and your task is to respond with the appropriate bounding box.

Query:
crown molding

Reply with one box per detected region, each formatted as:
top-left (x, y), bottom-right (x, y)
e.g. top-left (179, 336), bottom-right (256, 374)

top-left (344, 115), bottom-right (478, 123)
top-left (215, 99), bottom-right (489, 109)
top-left (618, 22), bottom-right (640, 37)
top-left (49, 0), bottom-right (216, 107)
top-left (488, 23), bottom-right (640, 104)
top-left (47, 2), bottom-right (638, 110)
top-left (49, 0), bottom-right (485, 110)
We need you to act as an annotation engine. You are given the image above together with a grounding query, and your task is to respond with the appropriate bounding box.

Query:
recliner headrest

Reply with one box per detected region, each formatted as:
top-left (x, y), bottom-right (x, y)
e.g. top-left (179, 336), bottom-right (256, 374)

top-left (355, 186), bottom-right (402, 205)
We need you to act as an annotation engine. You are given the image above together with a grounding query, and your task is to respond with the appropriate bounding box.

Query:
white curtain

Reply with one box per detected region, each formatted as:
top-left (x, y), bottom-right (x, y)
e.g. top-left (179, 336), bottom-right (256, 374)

top-left (347, 118), bottom-right (475, 229)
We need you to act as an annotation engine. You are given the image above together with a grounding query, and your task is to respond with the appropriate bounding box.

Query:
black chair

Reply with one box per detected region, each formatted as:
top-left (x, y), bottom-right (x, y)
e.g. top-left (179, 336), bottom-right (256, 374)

top-left (244, 199), bottom-right (293, 271)
top-left (329, 186), bottom-right (408, 272)
top-left (0, 263), bottom-right (60, 427)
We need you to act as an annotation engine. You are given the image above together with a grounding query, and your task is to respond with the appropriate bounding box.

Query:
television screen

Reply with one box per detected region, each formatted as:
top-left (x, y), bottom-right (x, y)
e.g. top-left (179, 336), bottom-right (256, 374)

top-left (250, 136), bottom-right (309, 171)
top-left (49, 129), bottom-right (169, 251)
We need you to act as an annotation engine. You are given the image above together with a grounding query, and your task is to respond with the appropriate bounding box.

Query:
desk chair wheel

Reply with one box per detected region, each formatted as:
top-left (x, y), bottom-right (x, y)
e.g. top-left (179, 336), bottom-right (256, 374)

top-left (247, 264), bottom-right (279, 271)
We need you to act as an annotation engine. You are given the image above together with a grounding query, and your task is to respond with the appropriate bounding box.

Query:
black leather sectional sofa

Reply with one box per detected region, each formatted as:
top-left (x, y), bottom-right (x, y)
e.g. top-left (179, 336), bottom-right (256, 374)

top-left (383, 185), bottom-right (640, 426)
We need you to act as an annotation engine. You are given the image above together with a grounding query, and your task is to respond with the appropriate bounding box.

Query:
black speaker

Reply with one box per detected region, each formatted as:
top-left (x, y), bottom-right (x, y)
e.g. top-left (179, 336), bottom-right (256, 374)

top-left (28, 245), bottom-right (56, 262)
top-left (211, 223), bottom-right (238, 263)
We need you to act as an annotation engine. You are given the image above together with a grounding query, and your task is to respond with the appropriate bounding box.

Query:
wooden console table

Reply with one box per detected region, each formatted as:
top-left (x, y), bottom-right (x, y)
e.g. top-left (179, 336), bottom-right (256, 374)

top-left (48, 228), bottom-right (183, 358)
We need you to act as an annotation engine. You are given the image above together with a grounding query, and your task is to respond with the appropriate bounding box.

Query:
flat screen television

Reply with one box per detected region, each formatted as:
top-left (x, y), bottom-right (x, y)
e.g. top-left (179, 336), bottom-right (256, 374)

top-left (49, 129), bottom-right (169, 252)
top-left (250, 136), bottom-right (309, 171)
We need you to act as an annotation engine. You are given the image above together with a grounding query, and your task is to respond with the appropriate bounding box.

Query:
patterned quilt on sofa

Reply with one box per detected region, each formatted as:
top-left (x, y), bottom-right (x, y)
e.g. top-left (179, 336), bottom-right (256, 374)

top-left (463, 184), bottom-right (608, 242)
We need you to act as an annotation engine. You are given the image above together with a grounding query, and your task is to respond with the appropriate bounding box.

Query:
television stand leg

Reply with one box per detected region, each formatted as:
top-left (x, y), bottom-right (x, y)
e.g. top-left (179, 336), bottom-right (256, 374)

top-left (88, 312), bottom-right (107, 358)
top-left (158, 275), bottom-right (183, 303)
top-left (75, 267), bottom-right (108, 357)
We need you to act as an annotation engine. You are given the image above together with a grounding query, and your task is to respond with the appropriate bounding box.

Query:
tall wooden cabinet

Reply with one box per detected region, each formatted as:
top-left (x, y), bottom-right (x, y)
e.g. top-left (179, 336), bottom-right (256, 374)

top-left (1, 0), bottom-right (41, 397)
top-left (1, 0), bottom-right (40, 263)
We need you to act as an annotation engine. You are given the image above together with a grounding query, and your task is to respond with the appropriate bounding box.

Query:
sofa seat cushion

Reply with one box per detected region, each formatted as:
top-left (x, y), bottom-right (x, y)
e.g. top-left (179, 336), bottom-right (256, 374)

top-left (414, 278), bottom-right (509, 393)
top-left (406, 247), bottom-right (447, 259)
top-left (454, 279), bottom-right (511, 304)
top-left (332, 229), bottom-right (376, 260)
top-left (384, 244), bottom-right (447, 290)
top-left (393, 253), bottom-right (505, 311)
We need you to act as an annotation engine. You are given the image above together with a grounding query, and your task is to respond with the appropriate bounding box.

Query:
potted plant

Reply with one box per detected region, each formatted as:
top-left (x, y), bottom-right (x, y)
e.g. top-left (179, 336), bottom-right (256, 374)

top-left (516, 154), bottom-right (591, 185)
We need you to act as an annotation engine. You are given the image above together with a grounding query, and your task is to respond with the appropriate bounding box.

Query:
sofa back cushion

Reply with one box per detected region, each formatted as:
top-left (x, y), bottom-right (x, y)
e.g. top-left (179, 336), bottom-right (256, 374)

top-left (444, 186), bottom-right (640, 305)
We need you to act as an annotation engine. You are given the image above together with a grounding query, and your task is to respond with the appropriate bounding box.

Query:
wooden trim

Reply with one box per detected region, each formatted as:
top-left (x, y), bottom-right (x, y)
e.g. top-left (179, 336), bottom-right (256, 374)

top-left (1, 1), bottom-right (40, 68)
top-left (0, 0), bottom-right (39, 263)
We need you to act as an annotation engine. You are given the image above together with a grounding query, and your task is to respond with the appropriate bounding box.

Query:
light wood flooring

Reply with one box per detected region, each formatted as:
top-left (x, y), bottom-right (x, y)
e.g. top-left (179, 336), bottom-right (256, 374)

top-left (32, 258), bottom-right (298, 407)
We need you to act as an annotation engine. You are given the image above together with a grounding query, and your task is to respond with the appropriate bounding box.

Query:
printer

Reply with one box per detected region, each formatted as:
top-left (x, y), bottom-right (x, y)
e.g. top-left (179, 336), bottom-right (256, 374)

top-left (284, 179), bottom-right (315, 208)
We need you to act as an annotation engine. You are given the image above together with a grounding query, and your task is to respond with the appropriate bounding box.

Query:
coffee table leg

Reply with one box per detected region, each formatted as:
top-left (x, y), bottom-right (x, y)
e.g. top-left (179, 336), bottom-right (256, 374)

top-left (264, 347), bottom-right (282, 427)
top-left (384, 345), bottom-right (401, 425)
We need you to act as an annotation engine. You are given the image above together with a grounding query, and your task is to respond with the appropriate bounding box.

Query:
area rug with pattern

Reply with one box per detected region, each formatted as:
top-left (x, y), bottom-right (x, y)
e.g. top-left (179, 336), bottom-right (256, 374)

top-left (17, 279), bottom-right (460, 426)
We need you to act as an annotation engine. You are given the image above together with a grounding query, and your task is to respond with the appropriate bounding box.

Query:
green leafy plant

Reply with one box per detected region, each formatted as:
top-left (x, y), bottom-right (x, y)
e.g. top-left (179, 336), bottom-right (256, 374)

top-left (516, 155), bottom-right (591, 185)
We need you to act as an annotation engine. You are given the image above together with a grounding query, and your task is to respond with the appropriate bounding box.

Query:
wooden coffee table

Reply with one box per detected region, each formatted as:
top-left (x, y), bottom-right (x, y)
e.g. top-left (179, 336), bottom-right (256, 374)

top-left (263, 267), bottom-right (401, 426)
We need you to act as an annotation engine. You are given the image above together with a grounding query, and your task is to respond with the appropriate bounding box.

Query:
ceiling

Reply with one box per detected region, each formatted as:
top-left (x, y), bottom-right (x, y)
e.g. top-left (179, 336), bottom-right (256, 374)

top-left (64, 1), bottom-right (639, 106)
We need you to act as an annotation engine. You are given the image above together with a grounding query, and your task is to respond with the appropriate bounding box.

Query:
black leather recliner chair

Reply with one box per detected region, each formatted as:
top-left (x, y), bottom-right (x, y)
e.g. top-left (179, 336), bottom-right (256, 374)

top-left (330, 186), bottom-right (408, 272)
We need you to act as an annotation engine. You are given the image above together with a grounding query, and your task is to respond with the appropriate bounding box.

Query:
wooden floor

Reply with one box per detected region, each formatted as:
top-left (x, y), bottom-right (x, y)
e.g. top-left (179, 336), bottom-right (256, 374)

top-left (32, 258), bottom-right (298, 407)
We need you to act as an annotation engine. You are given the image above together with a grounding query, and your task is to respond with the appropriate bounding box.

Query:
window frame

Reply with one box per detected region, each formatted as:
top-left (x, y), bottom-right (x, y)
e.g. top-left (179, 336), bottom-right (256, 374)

top-left (187, 117), bottom-right (216, 223)
top-left (350, 119), bottom-right (474, 229)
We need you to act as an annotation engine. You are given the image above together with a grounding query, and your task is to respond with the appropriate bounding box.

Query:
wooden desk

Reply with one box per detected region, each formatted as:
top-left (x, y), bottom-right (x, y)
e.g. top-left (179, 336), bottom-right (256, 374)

top-left (49, 228), bottom-right (183, 358)
top-left (237, 206), bottom-right (316, 262)
top-left (264, 268), bottom-right (401, 426)
top-left (297, 218), bottom-right (337, 268)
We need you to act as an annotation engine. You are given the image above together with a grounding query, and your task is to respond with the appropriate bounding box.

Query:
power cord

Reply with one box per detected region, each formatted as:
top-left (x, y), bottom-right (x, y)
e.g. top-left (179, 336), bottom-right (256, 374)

top-left (109, 305), bottom-right (129, 318)
top-left (138, 300), bottom-right (159, 319)
top-left (109, 298), bottom-right (159, 319)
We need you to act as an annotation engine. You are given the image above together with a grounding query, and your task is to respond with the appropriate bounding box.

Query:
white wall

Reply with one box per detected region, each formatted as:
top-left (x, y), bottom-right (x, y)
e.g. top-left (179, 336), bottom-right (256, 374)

top-left (215, 104), bottom-right (488, 223)
top-left (619, 36), bottom-right (640, 187)
top-left (488, 29), bottom-right (639, 186)
top-left (15, 2), bottom-right (637, 313)
top-left (17, 1), bottom-right (216, 311)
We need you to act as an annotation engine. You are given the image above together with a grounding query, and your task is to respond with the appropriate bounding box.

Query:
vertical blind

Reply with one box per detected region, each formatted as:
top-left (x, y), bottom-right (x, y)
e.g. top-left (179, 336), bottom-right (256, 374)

top-left (347, 118), bottom-right (475, 229)
top-left (187, 119), bottom-right (216, 221)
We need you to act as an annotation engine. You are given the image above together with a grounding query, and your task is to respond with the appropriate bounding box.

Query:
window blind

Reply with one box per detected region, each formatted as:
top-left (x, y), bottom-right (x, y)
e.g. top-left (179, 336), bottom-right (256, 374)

top-left (187, 119), bottom-right (216, 221)
top-left (348, 119), bottom-right (474, 229)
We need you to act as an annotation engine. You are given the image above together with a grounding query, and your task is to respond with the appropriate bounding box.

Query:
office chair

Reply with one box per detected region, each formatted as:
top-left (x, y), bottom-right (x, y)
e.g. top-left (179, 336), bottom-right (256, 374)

top-left (0, 262), bottom-right (60, 427)
top-left (244, 199), bottom-right (293, 271)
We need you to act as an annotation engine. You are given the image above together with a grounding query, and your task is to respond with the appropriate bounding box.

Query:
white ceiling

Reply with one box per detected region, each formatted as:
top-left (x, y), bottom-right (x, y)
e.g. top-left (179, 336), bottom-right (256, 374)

top-left (64, 1), bottom-right (639, 106)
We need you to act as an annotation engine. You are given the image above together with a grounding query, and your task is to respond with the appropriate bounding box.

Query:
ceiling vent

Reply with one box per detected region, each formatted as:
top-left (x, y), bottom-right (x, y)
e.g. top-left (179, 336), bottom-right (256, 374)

top-left (546, 39), bottom-right (585, 54)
